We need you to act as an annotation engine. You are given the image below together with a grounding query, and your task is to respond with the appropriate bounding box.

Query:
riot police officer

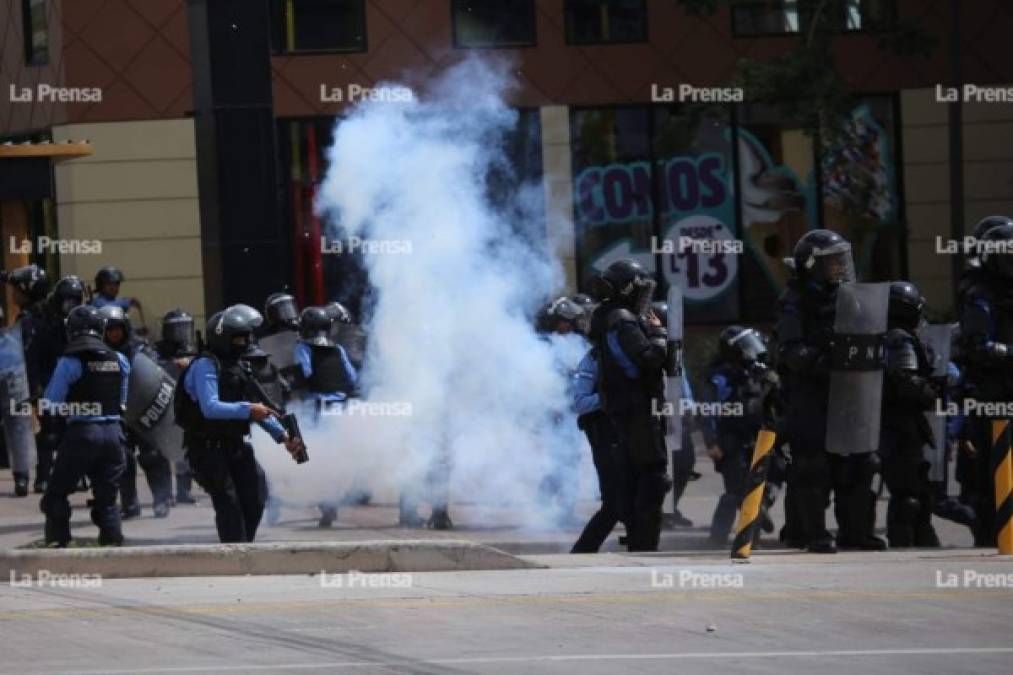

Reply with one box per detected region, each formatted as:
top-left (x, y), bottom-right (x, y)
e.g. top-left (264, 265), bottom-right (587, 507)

top-left (570, 341), bottom-right (624, 552)
top-left (30, 275), bottom-right (86, 493)
top-left (775, 230), bottom-right (855, 553)
top-left (4, 264), bottom-right (49, 495)
top-left (880, 282), bottom-right (941, 547)
top-left (263, 292), bottom-right (300, 334)
top-left (92, 266), bottom-right (141, 312)
top-left (297, 306), bottom-right (358, 527)
top-left (590, 259), bottom-right (672, 552)
top-left (705, 326), bottom-right (779, 545)
top-left (175, 305), bottom-right (304, 543)
top-left (39, 305), bottom-right (130, 546)
top-left (99, 305), bottom-right (173, 519)
top-left (958, 221), bottom-right (1013, 546)
top-left (153, 308), bottom-right (199, 505)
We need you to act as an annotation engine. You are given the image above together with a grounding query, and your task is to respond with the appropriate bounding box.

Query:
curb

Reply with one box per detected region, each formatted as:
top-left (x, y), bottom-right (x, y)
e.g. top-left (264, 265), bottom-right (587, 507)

top-left (1, 540), bottom-right (544, 580)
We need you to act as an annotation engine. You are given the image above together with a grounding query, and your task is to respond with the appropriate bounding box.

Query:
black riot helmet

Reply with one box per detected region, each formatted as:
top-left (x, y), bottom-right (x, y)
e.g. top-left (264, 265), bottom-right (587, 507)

top-left (161, 308), bottom-right (195, 351)
top-left (718, 325), bottom-right (769, 367)
top-left (94, 266), bottom-right (124, 289)
top-left (6, 264), bottom-right (49, 305)
top-left (97, 305), bottom-right (132, 347)
top-left (979, 223), bottom-right (1013, 280)
top-left (888, 281), bottom-right (926, 331)
top-left (65, 305), bottom-right (106, 340)
top-left (790, 229), bottom-right (856, 290)
top-left (300, 306), bottom-right (335, 347)
top-left (323, 301), bottom-right (353, 325)
top-left (536, 296), bottom-right (585, 335)
top-left (651, 301), bottom-right (669, 329)
top-left (593, 259), bottom-right (656, 313)
top-left (264, 292), bottom-right (299, 330)
top-left (206, 304), bottom-right (264, 358)
top-left (50, 275), bottom-right (86, 316)
top-left (569, 293), bottom-right (596, 334)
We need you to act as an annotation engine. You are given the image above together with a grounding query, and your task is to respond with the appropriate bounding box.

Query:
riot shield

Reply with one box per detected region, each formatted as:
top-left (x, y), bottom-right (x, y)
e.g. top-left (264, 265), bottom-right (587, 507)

top-left (920, 323), bottom-right (953, 482)
top-left (0, 320), bottom-right (37, 473)
top-left (665, 285), bottom-right (684, 453)
top-left (825, 282), bottom-right (890, 456)
top-left (335, 323), bottom-right (367, 371)
top-left (259, 329), bottom-right (299, 371)
top-left (125, 351), bottom-right (184, 463)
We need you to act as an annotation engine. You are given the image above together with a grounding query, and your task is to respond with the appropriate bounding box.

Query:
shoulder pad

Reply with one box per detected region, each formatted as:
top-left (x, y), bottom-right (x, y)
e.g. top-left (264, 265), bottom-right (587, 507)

top-left (606, 308), bottom-right (639, 329)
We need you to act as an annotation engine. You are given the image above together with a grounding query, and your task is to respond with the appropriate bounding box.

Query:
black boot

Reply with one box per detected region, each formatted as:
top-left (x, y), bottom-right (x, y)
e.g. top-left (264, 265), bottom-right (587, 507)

top-left (13, 472), bottom-right (29, 497)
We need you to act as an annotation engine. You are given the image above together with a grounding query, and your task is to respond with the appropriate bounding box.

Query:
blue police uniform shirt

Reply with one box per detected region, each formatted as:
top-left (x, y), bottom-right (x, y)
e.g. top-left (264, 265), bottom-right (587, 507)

top-left (295, 341), bottom-right (357, 403)
top-left (183, 356), bottom-right (286, 442)
top-left (572, 350), bottom-right (602, 416)
top-left (91, 295), bottom-right (132, 310)
top-left (43, 351), bottom-right (130, 424)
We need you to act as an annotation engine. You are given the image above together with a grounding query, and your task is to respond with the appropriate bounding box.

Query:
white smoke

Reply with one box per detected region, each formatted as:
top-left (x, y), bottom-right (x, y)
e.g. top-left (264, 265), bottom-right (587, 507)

top-left (254, 58), bottom-right (593, 528)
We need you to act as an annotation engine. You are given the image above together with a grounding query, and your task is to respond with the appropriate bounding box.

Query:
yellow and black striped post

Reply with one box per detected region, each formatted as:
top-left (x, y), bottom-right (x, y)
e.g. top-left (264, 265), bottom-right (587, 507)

top-left (731, 429), bottom-right (777, 560)
top-left (991, 419), bottom-right (1013, 555)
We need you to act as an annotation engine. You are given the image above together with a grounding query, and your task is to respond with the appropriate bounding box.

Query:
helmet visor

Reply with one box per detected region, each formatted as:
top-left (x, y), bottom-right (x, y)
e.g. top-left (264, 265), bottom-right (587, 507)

top-left (162, 319), bottom-right (194, 347)
top-left (730, 329), bottom-right (767, 364)
top-left (811, 242), bottom-right (855, 286)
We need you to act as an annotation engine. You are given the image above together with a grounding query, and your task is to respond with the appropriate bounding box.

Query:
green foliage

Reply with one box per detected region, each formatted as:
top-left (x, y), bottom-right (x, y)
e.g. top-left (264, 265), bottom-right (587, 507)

top-left (673, 0), bottom-right (937, 138)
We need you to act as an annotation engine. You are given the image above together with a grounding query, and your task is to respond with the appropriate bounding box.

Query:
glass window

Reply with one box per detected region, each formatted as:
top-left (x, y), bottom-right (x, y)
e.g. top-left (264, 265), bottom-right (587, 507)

top-left (452, 0), bottom-right (536, 48)
top-left (22, 0), bottom-right (49, 65)
top-left (565, 0), bottom-right (648, 45)
top-left (820, 96), bottom-right (903, 282)
top-left (571, 107), bottom-right (656, 289)
top-left (652, 106), bottom-right (739, 323)
top-left (732, 0), bottom-right (895, 37)
top-left (272, 0), bottom-right (367, 53)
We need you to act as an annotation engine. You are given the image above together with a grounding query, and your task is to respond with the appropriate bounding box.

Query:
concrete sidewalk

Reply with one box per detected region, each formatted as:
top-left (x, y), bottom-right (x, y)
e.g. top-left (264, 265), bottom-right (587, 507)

top-left (0, 453), bottom-right (978, 555)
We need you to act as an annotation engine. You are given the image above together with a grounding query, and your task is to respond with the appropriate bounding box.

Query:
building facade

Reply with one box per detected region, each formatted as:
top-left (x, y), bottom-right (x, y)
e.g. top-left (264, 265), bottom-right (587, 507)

top-left (2, 0), bottom-right (1012, 332)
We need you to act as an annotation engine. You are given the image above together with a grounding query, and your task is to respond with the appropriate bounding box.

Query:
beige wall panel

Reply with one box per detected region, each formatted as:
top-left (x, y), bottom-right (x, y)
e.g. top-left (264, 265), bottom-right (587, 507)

top-left (541, 106), bottom-right (577, 291)
top-left (52, 119), bottom-right (205, 340)
top-left (963, 123), bottom-right (1013, 161)
top-left (963, 161), bottom-right (1013, 201)
top-left (51, 120), bottom-right (198, 162)
top-left (55, 200), bottom-right (201, 241)
top-left (901, 126), bottom-right (949, 164)
top-left (900, 88), bottom-right (949, 126)
top-left (903, 163), bottom-right (951, 202)
top-left (54, 160), bottom-right (199, 204)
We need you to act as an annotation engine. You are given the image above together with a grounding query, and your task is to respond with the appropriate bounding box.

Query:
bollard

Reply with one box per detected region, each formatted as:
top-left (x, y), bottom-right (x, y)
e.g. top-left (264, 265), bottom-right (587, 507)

top-left (991, 419), bottom-right (1013, 555)
top-left (731, 429), bottom-right (776, 560)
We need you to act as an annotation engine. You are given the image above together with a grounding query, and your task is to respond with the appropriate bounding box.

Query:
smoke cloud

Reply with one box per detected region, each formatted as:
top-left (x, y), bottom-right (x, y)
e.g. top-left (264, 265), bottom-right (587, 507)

top-left (254, 58), bottom-right (593, 528)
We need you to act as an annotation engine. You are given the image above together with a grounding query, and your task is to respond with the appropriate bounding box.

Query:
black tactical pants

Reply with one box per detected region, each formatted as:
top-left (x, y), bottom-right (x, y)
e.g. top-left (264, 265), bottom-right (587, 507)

top-left (710, 442), bottom-right (751, 543)
top-left (40, 421), bottom-right (127, 546)
top-left (781, 432), bottom-right (831, 547)
top-left (828, 451), bottom-right (880, 546)
top-left (120, 440), bottom-right (172, 509)
top-left (612, 409), bottom-right (671, 552)
top-left (880, 428), bottom-right (938, 547)
top-left (572, 413), bottom-right (623, 553)
top-left (187, 440), bottom-right (267, 543)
